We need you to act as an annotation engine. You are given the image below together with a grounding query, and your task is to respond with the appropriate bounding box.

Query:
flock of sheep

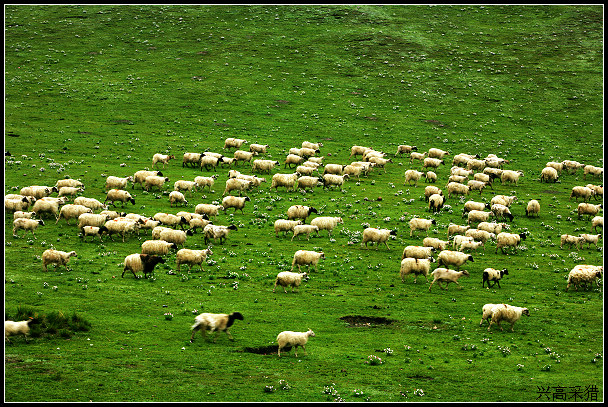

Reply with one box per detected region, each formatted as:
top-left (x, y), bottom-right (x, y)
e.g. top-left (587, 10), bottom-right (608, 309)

top-left (5, 137), bottom-right (604, 352)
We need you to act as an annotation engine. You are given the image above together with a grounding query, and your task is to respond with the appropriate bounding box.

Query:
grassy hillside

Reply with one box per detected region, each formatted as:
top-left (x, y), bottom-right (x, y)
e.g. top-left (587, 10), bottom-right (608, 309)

top-left (4, 5), bottom-right (603, 402)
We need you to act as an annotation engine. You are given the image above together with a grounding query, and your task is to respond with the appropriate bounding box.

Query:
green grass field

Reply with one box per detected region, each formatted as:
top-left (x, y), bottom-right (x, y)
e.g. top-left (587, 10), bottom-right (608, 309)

top-left (4, 5), bottom-right (603, 402)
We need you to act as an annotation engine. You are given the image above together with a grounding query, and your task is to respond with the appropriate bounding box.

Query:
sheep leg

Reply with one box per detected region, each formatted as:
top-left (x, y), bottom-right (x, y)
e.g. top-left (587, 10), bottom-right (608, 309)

top-left (277, 346), bottom-right (282, 357)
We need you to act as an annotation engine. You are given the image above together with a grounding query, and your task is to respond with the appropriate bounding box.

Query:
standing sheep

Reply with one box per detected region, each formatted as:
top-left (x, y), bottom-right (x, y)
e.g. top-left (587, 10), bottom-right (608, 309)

top-left (141, 240), bottom-right (178, 256)
top-left (194, 174), bottom-right (219, 192)
top-left (577, 203), bottom-right (602, 220)
top-left (74, 197), bottom-right (107, 212)
top-left (152, 153), bottom-right (175, 169)
top-left (495, 232), bottom-right (527, 254)
top-left (12, 218), bottom-right (45, 239)
top-left (222, 196), bottom-right (251, 214)
top-left (482, 268), bottom-right (509, 288)
top-left (525, 199), bottom-right (540, 217)
top-left (310, 216), bottom-right (343, 237)
top-left (276, 329), bottom-right (315, 357)
top-left (487, 304), bottom-right (530, 332)
top-left (122, 253), bottom-right (166, 278)
top-left (42, 249), bottom-right (77, 272)
top-left (565, 265), bottom-right (603, 291)
top-left (203, 224), bottom-right (238, 245)
top-left (291, 225), bottom-right (319, 241)
top-left (500, 170), bottom-right (524, 186)
top-left (395, 144), bottom-right (417, 156)
top-left (428, 268), bottom-right (470, 291)
top-left (400, 258), bottom-right (433, 283)
top-left (56, 204), bottom-right (93, 225)
top-left (271, 173), bottom-right (299, 192)
top-left (105, 176), bottom-right (133, 191)
top-left (591, 216), bottom-right (603, 233)
top-left (224, 138), bottom-right (248, 150)
top-left (291, 250), bottom-right (325, 272)
top-left (409, 218), bottom-right (436, 237)
top-left (428, 194), bottom-right (444, 213)
top-left (447, 223), bottom-right (470, 239)
top-left (273, 272), bottom-right (308, 293)
top-left (190, 312), bottom-right (244, 342)
top-left (436, 250), bottom-right (474, 271)
top-left (361, 227), bottom-right (397, 249)
top-left (447, 182), bottom-right (470, 199)
top-left (274, 219), bottom-right (303, 237)
top-left (322, 174), bottom-right (349, 191)
top-left (176, 248), bottom-right (213, 273)
top-left (105, 189), bottom-right (136, 207)
top-left (5, 318), bottom-right (40, 343)
top-left (169, 191), bottom-right (188, 207)
top-left (467, 210), bottom-right (494, 225)
top-left (287, 205), bottom-right (318, 223)
top-left (404, 169), bottom-right (425, 186)
top-left (133, 170), bottom-right (163, 189)
top-left (540, 166), bottom-right (559, 183)
top-left (159, 228), bottom-right (193, 247)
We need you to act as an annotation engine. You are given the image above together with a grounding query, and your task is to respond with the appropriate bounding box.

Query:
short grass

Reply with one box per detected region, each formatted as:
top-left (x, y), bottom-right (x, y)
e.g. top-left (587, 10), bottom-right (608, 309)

top-left (4, 5), bottom-right (603, 402)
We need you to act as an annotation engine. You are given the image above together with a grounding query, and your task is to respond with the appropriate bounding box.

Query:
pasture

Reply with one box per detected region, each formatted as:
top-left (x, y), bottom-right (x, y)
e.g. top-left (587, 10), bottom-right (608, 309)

top-left (4, 5), bottom-right (603, 402)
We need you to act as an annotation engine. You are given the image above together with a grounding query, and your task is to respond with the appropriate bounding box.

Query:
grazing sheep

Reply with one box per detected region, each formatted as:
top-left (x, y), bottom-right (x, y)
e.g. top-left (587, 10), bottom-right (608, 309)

top-left (361, 228), bottom-right (397, 249)
top-left (276, 329), bottom-right (315, 357)
top-left (152, 153), bottom-right (175, 169)
top-left (578, 233), bottom-right (601, 249)
top-left (251, 159), bottom-right (280, 174)
top-left (176, 248), bottom-right (213, 273)
top-left (452, 153), bottom-right (479, 167)
top-left (287, 205), bottom-right (318, 223)
top-left (583, 165), bottom-right (603, 180)
top-left (203, 224), bottom-right (238, 245)
top-left (570, 186), bottom-right (594, 202)
top-left (81, 225), bottom-right (109, 242)
top-left (466, 158), bottom-right (486, 172)
top-left (350, 161), bottom-right (375, 176)
top-left (562, 159), bottom-right (585, 174)
top-left (182, 152), bottom-right (204, 168)
top-left (436, 250), bottom-right (474, 271)
top-left (487, 304), bottom-right (530, 332)
top-left (291, 250), bottom-right (325, 272)
top-left (169, 191), bottom-right (188, 207)
top-left (271, 173), bottom-right (299, 192)
top-left (424, 186), bottom-right (443, 201)
top-left (144, 175), bottom-right (170, 191)
top-left (223, 178), bottom-right (252, 197)
top-left (447, 182), bottom-right (470, 199)
top-left (5, 196), bottom-right (32, 213)
top-left (224, 138), bottom-right (248, 150)
top-left (402, 245), bottom-right (435, 260)
top-left (195, 203), bottom-right (223, 220)
top-left (350, 145), bottom-right (370, 157)
top-left (400, 257), bottom-right (433, 283)
top-left (321, 174), bottom-right (349, 191)
top-left (200, 154), bottom-right (223, 171)
top-left (560, 234), bottom-right (585, 250)
top-left (452, 235), bottom-right (474, 250)
top-left (395, 144), bottom-right (417, 156)
top-left (459, 240), bottom-right (484, 253)
top-left (190, 312), bottom-right (244, 342)
top-left (447, 223), bottom-right (470, 239)
top-left (473, 172), bottom-right (496, 186)
top-left (428, 268), bottom-right (470, 291)
top-left (477, 221), bottom-right (507, 235)
top-left (546, 161), bottom-right (564, 173)
top-left (159, 228), bottom-right (192, 247)
top-left (479, 303), bottom-right (502, 326)
top-left (467, 180), bottom-right (488, 195)
top-left (428, 193), bottom-right (444, 213)
top-left (591, 216), bottom-right (603, 233)
top-left (141, 240), bottom-right (178, 256)
top-left (105, 176), bottom-right (133, 191)
top-left (273, 271), bottom-right (308, 293)
top-left (122, 253), bottom-right (166, 278)
top-left (5, 318), bottom-right (40, 343)
top-left (12, 218), bottom-right (45, 238)
top-left (57, 186), bottom-right (83, 199)
top-left (409, 218), bottom-right (437, 237)
top-left (104, 218), bottom-right (141, 242)
top-left (42, 249), bottom-right (77, 272)
top-left (222, 196), bottom-right (251, 214)
top-left (577, 203), bottom-right (602, 219)
top-left (274, 219), bottom-right (303, 237)
top-left (462, 200), bottom-right (490, 216)
top-left (154, 213), bottom-right (189, 229)
top-left (133, 170), bottom-right (163, 189)
top-left (451, 166), bottom-right (474, 178)
top-left (105, 189), bottom-right (136, 207)
top-left (448, 174), bottom-right (467, 184)
top-left (56, 204), bottom-right (93, 225)
top-left (482, 268), bottom-right (509, 288)
top-left (291, 224), bottom-right (319, 241)
top-left (491, 203), bottom-right (514, 222)
top-left (310, 216), bottom-right (343, 237)
top-left (297, 176), bottom-right (321, 192)
top-left (500, 170), bottom-right (524, 185)
top-left (404, 169), bottom-right (425, 186)
top-left (249, 143), bottom-right (269, 154)
top-left (422, 237), bottom-right (449, 251)
top-left (525, 199), bottom-right (540, 217)
top-left (495, 232), bottom-right (527, 254)
top-left (194, 174), bottom-right (219, 191)
top-left (423, 157), bottom-right (444, 170)
top-left (540, 166), bottom-right (559, 183)
top-left (565, 265), bottom-right (603, 291)
top-left (465, 228), bottom-right (495, 246)
top-left (467, 210), bottom-right (494, 225)
top-left (174, 180), bottom-right (199, 193)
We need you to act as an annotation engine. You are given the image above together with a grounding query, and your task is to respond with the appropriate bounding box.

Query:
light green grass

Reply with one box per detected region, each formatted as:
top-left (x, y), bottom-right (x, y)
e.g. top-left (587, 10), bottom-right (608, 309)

top-left (4, 4), bottom-right (603, 402)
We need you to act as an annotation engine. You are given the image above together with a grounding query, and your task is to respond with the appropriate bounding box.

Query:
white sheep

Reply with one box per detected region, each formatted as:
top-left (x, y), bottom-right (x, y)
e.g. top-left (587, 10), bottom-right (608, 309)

top-left (402, 245), bottom-right (435, 260)
top-left (451, 166), bottom-right (474, 177)
top-left (122, 253), bottom-right (166, 278)
top-left (570, 186), bottom-right (594, 202)
top-left (133, 170), bottom-right (163, 189)
top-left (462, 200), bottom-right (490, 216)
top-left (13, 211), bottom-right (35, 219)
top-left (29, 199), bottom-right (58, 220)
top-left (495, 232), bottom-right (527, 254)
top-left (144, 175), bottom-right (170, 191)
top-left (452, 153), bottom-right (478, 167)
top-left (464, 228), bottom-right (495, 245)
top-left (350, 145), bottom-right (370, 157)
top-left (424, 186), bottom-right (443, 201)
top-left (55, 178), bottom-right (84, 189)
top-left (73, 197), bottom-right (107, 212)
top-left (194, 174), bottom-right (219, 191)
top-left (174, 180), bottom-right (199, 193)
top-left (423, 157), bottom-right (444, 170)
top-left (235, 173), bottom-right (266, 188)
top-left (56, 204), bottom-right (93, 225)
top-left (577, 203), bottom-right (602, 219)
top-left (400, 258), bottom-right (433, 283)
top-left (302, 141), bottom-right (323, 150)
top-left (182, 152), bottom-right (204, 168)
top-left (436, 250), bottom-right (474, 271)
top-left (482, 268), bottom-right (509, 288)
top-left (251, 159), bottom-right (280, 173)
top-left (223, 178), bottom-right (252, 196)
top-left (546, 161), bottom-right (564, 173)
top-left (152, 226), bottom-right (171, 240)
top-left (190, 311), bottom-right (244, 343)
top-left (487, 304), bottom-right (530, 332)
top-left (448, 174), bottom-right (467, 184)
top-left (350, 161), bottom-right (375, 176)
top-left (249, 143), bottom-right (269, 154)
top-left (105, 189), bottom-right (135, 207)
top-left (459, 240), bottom-right (484, 253)
top-left (20, 185), bottom-right (57, 200)
top-left (447, 223), bottom-right (470, 239)
top-left (57, 186), bottom-right (83, 199)
top-left (540, 166), bottom-right (559, 183)
top-left (560, 234), bottom-right (585, 250)
top-left (410, 151), bottom-right (427, 163)
top-left (525, 199), bottom-right (540, 217)
top-left (222, 195), bottom-right (251, 214)
top-left (500, 170), bottom-right (524, 185)
top-left (428, 148), bottom-right (450, 159)
top-left (585, 184), bottom-right (603, 201)
top-left (141, 240), bottom-right (178, 256)
top-left (99, 210), bottom-right (126, 220)
top-left (159, 228), bottom-right (192, 247)
top-left (579, 233), bottom-right (601, 249)
top-left (104, 218), bottom-right (141, 242)
top-left (477, 221), bottom-right (507, 235)
top-left (467, 180), bottom-right (488, 195)
top-left (5, 196), bottom-right (32, 213)
top-left (271, 173), bottom-right (298, 192)
top-left (77, 213), bottom-right (110, 231)
top-left (12, 218), bottom-right (45, 238)
top-left (203, 224), bottom-right (238, 245)
top-left (195, 203), bottom-right (223, 220)
top-left (323, 163), bottom-right (344, 175)
top-left (422, 237), bottom-right (449, 251)
top-left (287, 205), bottom-right (318, 223)
top-left (291, 250), bottom-right (325, 272)
top-left (428, 194), bottom-right (444, 213)
top-left (224, 138), bottom-right (248, 150)
top-left (490, 203), bottom-right (514, 222)
top-left (322, 174), bottom-right (349, 191)
top-left (452, 235), bottom-right (473, 250)
top-left (562, 159), bottom-right (585, 174)
top-left (310, 216), bottom-right (343, 237)
top-left (467, 210), bottom-right (494, 225)
top-left (297, 176), bottom-right (321, 191)
top-left (404, 169), bottom-right (425, 186)
top-left (428, 268), bottom-right (470, 291)
top-left (152, 153), bottom-right (175, 169)
top-left (274, 219), bottom-right (303, 237)
top-left (296, 165), bottom-right (317, 177)
top-left (283, 154), bottom-right (304, 168)
top-left (5, 318), bottom-right (38, 343)
top-left (105, 176), bottom-right (133, 191)
top-left (276, 329), bottom-right (315, 357)
top-left (176, 248), bottom-right (213, 273)
top-left (368, 156), bottom-right (392, 173)
top-left (81, 225), bottom-right (109, 242)
top-left (409, 218), bottom-right (437, 237)
top-left (583, 164), bottom-right (603, 180)
top-left (565, 265), bottom-right (603, 291)
top-left (200, 154), bottom-right (223, 171)
top-left (479, 303), bottom-right (502, 326)
top-left (273, 271), bottom-right (308, 293)
top-left (361, 227), bottom-right (397, 249)
top-left (291, 224), bottom-right (319, 241)
top-left (189, 216), bottom-right (212, 233)
top-left (167, 191), bottom-right (188, 207)
top-left (395, 144), bottom-right (417, 156)
top-left (154, 213), bottom-right (189, 229)
top-left (447, 182), bottom-right (470, 199)
top-left (42, 249), bottom-right (77, 272)
top-left (591, 216), bottom-right (603, 233)
top-left (466, 158), bottom-right (486, 172)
